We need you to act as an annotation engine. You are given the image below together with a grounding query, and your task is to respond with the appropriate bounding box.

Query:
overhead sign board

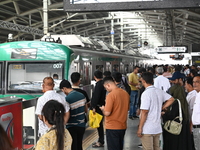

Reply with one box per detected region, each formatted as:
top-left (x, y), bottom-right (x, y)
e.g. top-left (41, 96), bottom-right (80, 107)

top-left (192, 56), bottom-right (200, 65)
top-left (64, 0), bottom-right (200, 12)
top-left (156, 46), bottom-right (187, 54)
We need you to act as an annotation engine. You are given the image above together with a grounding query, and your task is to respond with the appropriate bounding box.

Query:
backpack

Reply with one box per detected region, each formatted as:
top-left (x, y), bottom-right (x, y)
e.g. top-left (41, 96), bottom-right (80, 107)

top-left (121, 78), bottom-right (131, 95)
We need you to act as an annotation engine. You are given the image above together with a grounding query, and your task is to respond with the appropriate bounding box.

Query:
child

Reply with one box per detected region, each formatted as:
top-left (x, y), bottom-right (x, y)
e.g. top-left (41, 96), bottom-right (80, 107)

top-left (35, 100), bottom-right (72, 150)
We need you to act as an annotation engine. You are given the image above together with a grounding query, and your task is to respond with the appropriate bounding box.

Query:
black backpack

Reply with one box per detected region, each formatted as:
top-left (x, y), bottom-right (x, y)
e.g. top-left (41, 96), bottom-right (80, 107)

top-left (121, 78), bottom-right (131, 95)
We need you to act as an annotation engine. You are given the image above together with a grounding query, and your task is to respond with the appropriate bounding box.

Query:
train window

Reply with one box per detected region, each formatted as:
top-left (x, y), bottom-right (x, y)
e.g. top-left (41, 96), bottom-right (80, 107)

top-left (7, 61), bottom-right (64, 93)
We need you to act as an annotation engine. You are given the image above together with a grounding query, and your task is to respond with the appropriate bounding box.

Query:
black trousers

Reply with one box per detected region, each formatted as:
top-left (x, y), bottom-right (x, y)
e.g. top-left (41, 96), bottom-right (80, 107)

top-left (106, 129), bottom-right (126, 150)
top-left (97, 118), bottom-right (104, 144)
top-left (67, 126), bottom-right (85, 150)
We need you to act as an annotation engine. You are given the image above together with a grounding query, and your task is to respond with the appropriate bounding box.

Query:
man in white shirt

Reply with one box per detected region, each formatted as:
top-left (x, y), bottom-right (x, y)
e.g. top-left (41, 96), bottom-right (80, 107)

top-left (184, 77), bottom-right (197, 118)
top-left (35, 77), bottom-right (70, 136)
top-left (192, 75), bottom-right (200, 150)
top-left (184, 65), bottom-right (190, 77)
top-left (154, 67), bottom-right (171, 92)
top-left (137, 72), bottom-right (174, 150)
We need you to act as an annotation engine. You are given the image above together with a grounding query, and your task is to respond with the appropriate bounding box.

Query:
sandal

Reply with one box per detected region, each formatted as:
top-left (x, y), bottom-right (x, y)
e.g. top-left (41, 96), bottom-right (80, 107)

top-left (92, 142), bottom-right (104, 148)
top-left (92, 142), bottom-right (97, 146)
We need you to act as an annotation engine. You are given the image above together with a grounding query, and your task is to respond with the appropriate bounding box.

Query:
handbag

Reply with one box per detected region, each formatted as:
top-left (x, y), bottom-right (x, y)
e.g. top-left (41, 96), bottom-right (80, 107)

top-left (163, 99), bottom-right (182, 135)
top-left (89, 110), bottom-right (103, 128)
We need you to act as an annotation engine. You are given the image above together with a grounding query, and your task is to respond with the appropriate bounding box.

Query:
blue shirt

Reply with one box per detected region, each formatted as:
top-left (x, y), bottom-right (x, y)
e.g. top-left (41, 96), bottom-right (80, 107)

top-left (66, 90), bottom-right (86, 128)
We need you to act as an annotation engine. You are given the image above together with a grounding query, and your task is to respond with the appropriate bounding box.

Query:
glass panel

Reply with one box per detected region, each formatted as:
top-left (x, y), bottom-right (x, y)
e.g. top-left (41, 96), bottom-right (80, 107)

top-left (7, 62), bottom-right (64, 93)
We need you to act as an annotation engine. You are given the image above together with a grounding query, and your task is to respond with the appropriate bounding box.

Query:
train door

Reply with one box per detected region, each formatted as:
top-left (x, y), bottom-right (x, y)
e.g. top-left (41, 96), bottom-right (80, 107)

top-left (72, 61), bottom-right (80, 73)
top-left (125, 64), bottom-right (129, 74)
top-left (83, 62), bottom-right (91, 85)
top-left (113, 64), bottom-right (119, 72)
top-left (96, 65), bottom-right (104, 72)
top-left (120, 62), bottom-right (124, 74)
top-left (129, 62), bottom-right (133, 72)
top-left (106, 62), bottom-right (111, 72)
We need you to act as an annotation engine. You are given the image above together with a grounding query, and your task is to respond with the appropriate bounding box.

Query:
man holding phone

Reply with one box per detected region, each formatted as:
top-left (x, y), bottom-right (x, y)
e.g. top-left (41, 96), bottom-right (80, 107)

top-left (100, 76), bottom-right (130, 150)
top-left (90, 70), bottom-right (106, 148)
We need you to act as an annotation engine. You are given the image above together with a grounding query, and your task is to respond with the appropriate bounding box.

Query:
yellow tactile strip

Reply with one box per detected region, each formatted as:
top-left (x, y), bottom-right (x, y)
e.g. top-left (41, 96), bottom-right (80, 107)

top-left (83, 127), bottom-right (98, 149)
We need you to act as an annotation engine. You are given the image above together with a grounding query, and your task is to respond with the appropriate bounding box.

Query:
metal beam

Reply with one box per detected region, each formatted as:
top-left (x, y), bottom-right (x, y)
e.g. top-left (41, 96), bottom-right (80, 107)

top-left (0, 20), bottom-right (43, 36)
top-left (13, 1), bottom-right (21, 15)
top-left (5, 2), bottom-right (63, 22)
top-left (0, 0), bottom-right (20, 5)
top-left (64, 0), bottom-right (200, 12)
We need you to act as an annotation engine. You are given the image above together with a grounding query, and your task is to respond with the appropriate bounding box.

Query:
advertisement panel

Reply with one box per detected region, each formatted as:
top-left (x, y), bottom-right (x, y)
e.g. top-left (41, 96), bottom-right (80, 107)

top-left (0, 102), bottom-right (23, 149)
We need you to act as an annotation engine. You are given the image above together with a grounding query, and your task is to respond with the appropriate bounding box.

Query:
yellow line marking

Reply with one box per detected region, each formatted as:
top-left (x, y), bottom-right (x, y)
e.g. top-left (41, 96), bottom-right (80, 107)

top-left (83, 127), bottom-right (98, 149)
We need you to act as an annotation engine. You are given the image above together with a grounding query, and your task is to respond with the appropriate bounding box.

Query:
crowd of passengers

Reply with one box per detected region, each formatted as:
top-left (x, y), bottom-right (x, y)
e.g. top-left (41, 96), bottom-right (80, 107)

top-left (130, 64), bottom-right (200, 150)
top-left (2, 64), bottom-right (200, 150)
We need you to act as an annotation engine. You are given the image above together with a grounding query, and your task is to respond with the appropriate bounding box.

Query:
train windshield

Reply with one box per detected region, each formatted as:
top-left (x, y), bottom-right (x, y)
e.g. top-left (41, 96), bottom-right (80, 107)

top-left (7, 61), bottom-right (64, 93)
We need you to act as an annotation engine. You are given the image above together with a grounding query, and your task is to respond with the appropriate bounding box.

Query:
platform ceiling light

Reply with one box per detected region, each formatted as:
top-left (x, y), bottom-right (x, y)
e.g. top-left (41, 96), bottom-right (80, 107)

top-left (48, 0), bottom-right (51, 5)
top-left (8, 33), bottom-right (13, 40)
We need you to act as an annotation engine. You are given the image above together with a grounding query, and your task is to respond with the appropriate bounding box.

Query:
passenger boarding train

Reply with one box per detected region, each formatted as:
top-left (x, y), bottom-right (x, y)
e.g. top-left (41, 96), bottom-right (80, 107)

top-left (0, 35), bottom-right (151, 100)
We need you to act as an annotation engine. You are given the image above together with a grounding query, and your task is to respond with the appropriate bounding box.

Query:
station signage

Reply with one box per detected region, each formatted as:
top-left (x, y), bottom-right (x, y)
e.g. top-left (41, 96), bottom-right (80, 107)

top-left (156, 46), bottom-right (187, 54)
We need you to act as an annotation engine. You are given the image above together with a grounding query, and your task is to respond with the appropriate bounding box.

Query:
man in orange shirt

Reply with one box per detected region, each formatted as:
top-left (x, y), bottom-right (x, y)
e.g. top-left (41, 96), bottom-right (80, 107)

top-left (100, 76), bottom-right (130, 150)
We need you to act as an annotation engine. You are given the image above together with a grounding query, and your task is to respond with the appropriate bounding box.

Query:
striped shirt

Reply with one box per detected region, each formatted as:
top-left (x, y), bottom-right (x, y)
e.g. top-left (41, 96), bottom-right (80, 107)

top-left (66, 90), bottom-right (86, 128)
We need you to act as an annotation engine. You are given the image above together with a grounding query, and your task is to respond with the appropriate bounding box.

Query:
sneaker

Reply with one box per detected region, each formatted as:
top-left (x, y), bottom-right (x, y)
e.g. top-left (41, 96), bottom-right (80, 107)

top-left (129, 116), bottom-right (134, 120)
top-left (138, 144), bottom-right (142, 148)
top-left (133, 116), bottom-right (139, 119)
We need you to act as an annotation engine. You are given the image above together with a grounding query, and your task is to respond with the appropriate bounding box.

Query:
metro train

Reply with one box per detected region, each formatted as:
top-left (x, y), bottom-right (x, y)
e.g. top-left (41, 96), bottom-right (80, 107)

top-left (0, 36), bottom-right (152, 149)
top-left (0, 35), bottom-right (150, 100)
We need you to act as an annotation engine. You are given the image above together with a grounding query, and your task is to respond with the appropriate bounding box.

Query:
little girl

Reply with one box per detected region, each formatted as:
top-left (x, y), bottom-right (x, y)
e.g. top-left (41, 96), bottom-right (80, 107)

top-left (35, 100), bottom-right (72, 150)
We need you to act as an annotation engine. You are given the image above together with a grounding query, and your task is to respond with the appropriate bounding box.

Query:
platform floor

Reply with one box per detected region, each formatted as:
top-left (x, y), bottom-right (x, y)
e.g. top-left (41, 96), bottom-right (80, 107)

top-left (84, 118), bottom-right (142, 150)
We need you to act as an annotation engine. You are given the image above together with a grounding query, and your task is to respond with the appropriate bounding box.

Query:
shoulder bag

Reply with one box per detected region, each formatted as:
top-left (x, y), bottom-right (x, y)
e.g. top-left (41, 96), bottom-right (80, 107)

top-left (163, 99), bottom-right (182, 135)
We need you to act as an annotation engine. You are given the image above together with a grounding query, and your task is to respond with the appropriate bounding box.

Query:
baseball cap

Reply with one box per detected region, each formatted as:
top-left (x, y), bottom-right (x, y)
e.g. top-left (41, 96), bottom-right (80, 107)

top-left (168, 71), bottom-right (185, 80)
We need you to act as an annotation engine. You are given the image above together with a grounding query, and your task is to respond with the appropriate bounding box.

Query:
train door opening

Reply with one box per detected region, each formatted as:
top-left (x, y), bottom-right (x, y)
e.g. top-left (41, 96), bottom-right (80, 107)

top-left (96, 65), bottom-right (104, 72)
top-left (106, 62), bottom-right (111, 72)
top-left (83, 62), bottom-right (91, 85)
top-left (120, 62), bottom-right (124, 74)
top-left (113, 64), bottom-right (119, 72)
top-left (125, 64), bottom-right (129, 75)
top-left (73, 62), bottom-right (79, 72)
top-left (129, 62), bottom-right (133, 72)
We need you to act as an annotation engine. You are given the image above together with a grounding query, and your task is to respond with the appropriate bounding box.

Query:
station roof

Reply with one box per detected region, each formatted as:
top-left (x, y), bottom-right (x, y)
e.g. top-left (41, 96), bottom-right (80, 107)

top-left (0, 0), bottom-right (200, 49)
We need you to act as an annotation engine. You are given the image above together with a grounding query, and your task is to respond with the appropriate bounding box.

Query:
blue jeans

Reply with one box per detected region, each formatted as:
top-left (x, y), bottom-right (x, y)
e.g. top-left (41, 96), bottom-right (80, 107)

top-left (106, 129), bottom-right (126, 150)
top-left (129, 90), bottom-right (138, 117)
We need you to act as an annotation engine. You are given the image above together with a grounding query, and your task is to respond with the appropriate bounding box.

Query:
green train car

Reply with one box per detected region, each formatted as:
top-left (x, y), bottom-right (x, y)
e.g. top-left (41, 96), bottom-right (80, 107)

top-left (0, 41), bottom-right (73, 100)
top-left (0, 39), bottom-right (150, 100)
